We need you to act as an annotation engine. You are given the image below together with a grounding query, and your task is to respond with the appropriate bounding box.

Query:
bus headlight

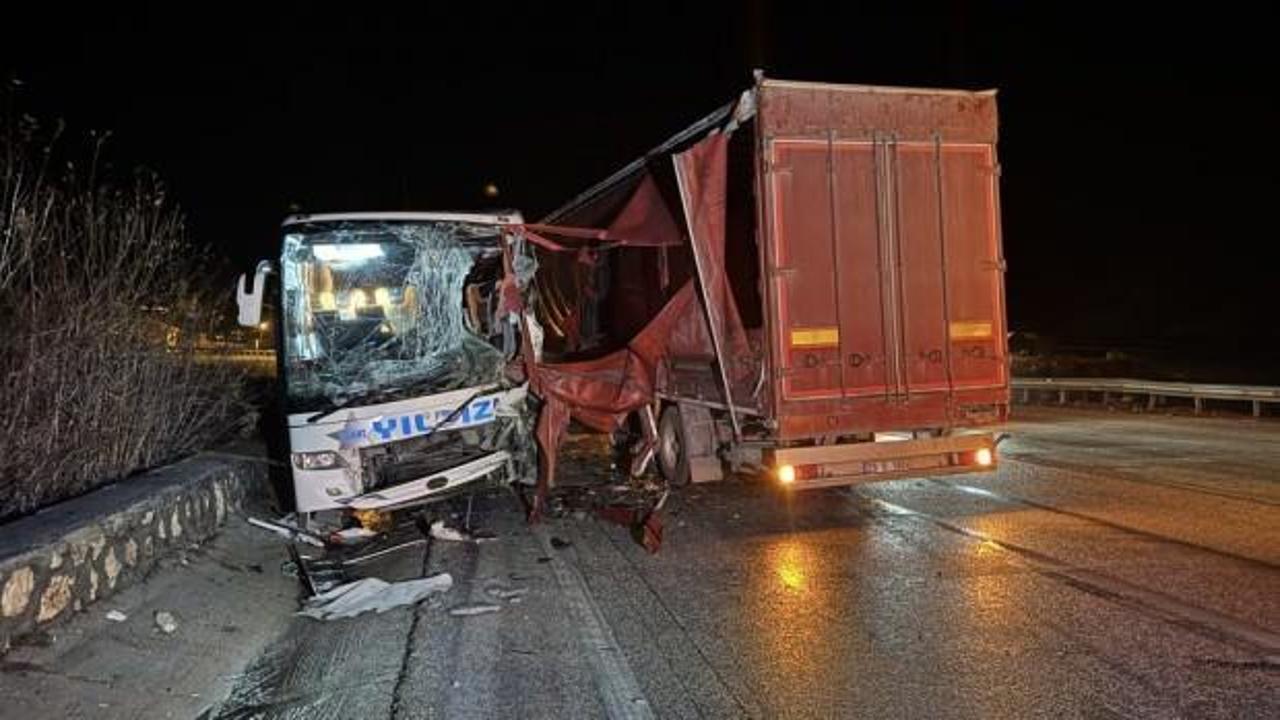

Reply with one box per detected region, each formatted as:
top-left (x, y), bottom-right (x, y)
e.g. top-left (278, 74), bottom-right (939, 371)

top-left (293, 451), bottom-right (340, 470)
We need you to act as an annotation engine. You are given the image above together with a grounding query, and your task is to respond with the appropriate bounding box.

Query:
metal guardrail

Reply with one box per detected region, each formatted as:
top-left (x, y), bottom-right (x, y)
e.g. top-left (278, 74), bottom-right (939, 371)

top-left (195, 348), bottom-right (275, 358)
top-left (192, 349), bottom-right (276, 368)
top-left (1011, 377), bottom-right (1280, 417)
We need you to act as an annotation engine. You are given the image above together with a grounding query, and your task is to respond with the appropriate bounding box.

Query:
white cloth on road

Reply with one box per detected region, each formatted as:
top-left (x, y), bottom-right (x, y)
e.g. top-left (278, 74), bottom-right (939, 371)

top-left (429, 520), bottom-right (470, 542)
top-left (298, 574), bottom-right (453, 620)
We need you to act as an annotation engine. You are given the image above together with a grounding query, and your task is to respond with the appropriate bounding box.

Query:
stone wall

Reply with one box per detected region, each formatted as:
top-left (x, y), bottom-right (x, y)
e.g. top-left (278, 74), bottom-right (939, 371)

top-left (0, 450), bottom-right (269, 653)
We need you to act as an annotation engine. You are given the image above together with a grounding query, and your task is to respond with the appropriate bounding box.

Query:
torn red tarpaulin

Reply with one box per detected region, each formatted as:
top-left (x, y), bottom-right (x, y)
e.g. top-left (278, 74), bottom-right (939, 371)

top-left (510, 131), bottom-right (746, 520)
top-left (672, 133), bottom-right (753, 392)
top-left (529, 284), bottom-right (699, 519)
top-left (528, 174), bottom-right (684, 350)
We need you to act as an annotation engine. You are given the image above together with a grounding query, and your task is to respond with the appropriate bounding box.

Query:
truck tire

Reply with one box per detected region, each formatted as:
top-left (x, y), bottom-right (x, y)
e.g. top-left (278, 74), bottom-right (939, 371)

top-left (657, 405), bottom-right (691, 486)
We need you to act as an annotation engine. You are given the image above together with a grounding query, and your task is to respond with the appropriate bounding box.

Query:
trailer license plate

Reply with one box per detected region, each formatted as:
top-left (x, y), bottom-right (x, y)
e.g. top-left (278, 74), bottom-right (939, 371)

top-left (864, 460), bottom-right (904, 474)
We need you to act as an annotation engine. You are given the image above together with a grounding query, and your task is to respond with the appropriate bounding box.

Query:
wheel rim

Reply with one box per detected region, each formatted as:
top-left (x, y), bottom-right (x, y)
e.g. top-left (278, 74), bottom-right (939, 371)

top-left (659, 415), bottom-right (682, 478)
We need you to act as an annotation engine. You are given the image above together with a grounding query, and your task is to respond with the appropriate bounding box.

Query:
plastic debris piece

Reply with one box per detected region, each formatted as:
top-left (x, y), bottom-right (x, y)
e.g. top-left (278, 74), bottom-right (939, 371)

top-left (550, 536), bottom-right (572, 550)
top-left (105, 610), bottom-right (128, 623)
top-left (485, 584), bottom-right (529, 601)
top-left (154, 611), bottom-right (178, 634)
top-left (298, 574), bottom-right (453, 620)
top-left (430, 520), bottom-right (471, 542)
top-left (330, 527), bottom-right (379, 545)
top-left (448, 602), bottom-right (501, 617)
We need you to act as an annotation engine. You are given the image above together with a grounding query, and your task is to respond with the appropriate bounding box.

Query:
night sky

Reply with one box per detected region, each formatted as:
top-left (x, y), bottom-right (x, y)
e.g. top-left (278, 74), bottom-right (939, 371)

top-left (4, 2), bottom-right (1277, 370)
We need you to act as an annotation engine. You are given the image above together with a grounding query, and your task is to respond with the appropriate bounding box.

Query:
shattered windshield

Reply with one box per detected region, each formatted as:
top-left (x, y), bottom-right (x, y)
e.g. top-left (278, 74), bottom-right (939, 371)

top-left (280, 221), bottom-right (509, 413)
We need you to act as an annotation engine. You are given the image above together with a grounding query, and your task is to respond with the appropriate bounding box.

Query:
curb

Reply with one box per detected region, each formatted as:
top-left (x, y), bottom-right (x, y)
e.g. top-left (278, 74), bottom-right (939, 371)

top-left (0, 449), bottom-right (270, 653)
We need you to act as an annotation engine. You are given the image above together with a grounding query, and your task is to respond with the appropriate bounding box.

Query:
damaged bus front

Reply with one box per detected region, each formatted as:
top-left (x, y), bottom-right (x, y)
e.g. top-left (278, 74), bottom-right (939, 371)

top-left (236, 212), bottom-right (539, 524)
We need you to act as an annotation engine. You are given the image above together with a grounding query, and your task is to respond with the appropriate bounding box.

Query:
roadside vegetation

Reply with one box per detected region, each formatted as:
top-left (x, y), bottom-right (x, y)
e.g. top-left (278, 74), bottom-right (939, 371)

top-left (0, 97), bottom-right (249, 520)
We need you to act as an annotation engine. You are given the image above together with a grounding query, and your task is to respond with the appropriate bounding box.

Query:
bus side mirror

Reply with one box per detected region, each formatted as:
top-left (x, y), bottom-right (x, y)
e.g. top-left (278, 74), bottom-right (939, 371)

top-left (237, 260), bottom-right (274, 327)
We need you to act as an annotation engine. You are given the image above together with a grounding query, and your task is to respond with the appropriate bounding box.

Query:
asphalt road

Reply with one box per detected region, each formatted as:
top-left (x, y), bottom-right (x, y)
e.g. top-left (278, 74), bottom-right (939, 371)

top-left (201, 406), bottom-right (1279, 718)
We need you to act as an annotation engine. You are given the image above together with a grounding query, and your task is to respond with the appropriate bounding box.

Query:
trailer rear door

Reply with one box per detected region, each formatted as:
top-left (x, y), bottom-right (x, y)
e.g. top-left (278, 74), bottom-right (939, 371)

top-left (760, 82), bottom-right (1006, 424)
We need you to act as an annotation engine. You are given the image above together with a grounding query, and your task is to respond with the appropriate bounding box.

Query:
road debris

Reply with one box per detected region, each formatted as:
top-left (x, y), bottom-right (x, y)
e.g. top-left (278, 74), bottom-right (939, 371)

top-left (448, 602), bottom-right (501, 617)
top-left (298, 574), bottom-right (453, 620)
top-left (154, 611), bottom-right (178, 634)
top-left (105, 610), bottom-right (127, 623)
top-left (429, 520), bottom-right (471, 543)
top-left (428, 519), bottom-right (498, 543)
top-left (329, 527), bottom-right (379, 545)
top-left (543, 470), bottom-right (671, 551)
top-left (248, 515), bottom-right (327, 548)
top-left (485, 584), bottom-right (529, 602)
top-left (594, 489), bottom-right (669, 553)
top-left (550, 536), bottom-right (572, 549)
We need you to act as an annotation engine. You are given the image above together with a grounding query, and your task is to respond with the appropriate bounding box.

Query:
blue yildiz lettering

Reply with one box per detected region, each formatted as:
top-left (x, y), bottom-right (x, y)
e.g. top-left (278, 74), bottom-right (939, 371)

top-left (370, 418), bottom-right (398, 441)
top-left (471, 398), bottom-right (495, 422)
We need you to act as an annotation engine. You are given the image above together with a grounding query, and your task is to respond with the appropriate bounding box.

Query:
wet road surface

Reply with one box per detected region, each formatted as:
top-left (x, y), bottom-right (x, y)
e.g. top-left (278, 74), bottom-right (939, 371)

top-left (207, 407), bottom-right (1280, 719)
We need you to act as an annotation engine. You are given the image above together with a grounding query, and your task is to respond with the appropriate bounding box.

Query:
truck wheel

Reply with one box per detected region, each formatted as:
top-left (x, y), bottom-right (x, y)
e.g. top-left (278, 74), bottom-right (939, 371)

top-left (657, 405), bottom-right (691, 486)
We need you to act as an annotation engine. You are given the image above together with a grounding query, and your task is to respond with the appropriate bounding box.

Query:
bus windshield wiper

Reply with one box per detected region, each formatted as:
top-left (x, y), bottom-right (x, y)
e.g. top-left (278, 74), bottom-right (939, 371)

top-left (306, 377), bottom-right (500, 424)
top-left (306, 385), bottom-right (400, 424)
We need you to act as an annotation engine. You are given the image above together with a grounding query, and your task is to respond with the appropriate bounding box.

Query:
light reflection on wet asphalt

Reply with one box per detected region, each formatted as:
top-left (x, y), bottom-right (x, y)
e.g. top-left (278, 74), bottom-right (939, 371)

top-left (211, 407), bottom-right (1280, 719)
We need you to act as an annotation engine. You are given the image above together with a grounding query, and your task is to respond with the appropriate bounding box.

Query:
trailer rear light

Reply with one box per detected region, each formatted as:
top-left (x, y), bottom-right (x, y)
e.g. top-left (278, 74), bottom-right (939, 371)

top-left (777, 463), bottom-right (821, 485)
top-left (777, 464), bottom-right (796, 484)
top-left (975, 447), bottom-right (994, 467)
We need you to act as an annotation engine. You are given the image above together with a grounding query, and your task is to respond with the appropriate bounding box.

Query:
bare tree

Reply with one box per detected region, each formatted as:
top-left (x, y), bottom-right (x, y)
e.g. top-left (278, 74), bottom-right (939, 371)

top-left (0, 99), bottom-right (249, 520)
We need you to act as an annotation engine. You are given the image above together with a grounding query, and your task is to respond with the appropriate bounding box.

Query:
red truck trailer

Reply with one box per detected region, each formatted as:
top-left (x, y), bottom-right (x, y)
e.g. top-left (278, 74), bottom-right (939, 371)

top-left (512, 73), bottom-right (1007, 502)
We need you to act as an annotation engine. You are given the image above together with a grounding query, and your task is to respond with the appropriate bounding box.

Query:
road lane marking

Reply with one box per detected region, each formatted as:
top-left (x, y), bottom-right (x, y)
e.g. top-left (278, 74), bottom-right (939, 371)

top-left (1004, 453), bottom-right (1280, 508)
top-left (853, 492), bottom-right (1280, 655)
top-left (931, 477), bottom-right (1280, 571)
top-left (532, 525), bottom-right (655, 720)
